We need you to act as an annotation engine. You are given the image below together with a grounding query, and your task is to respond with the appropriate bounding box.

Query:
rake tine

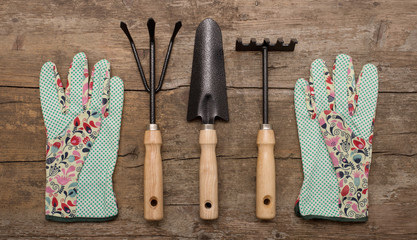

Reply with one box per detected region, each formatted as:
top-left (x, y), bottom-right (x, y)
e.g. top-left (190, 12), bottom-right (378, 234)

top-left (289, 38), bottom-right (298, 48)
top-left (250, 38), bottom-right (257, 47)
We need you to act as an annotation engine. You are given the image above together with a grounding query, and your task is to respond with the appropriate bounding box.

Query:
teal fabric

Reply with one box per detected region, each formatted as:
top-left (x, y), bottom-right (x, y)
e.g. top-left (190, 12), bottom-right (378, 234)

top-left (76, 76), bottom-right (124, 219)
top-left (294, 59), bottom-right (340, 218)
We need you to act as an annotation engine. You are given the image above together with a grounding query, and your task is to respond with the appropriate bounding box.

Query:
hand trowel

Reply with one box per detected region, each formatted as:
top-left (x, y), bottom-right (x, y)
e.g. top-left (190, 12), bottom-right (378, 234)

top-left (187, 18), bottom-right (229, 220)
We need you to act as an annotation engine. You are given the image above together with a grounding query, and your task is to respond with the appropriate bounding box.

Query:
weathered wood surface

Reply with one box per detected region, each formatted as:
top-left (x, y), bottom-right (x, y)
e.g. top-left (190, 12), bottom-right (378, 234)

top-left (1, 0), bottom-right (417, 239)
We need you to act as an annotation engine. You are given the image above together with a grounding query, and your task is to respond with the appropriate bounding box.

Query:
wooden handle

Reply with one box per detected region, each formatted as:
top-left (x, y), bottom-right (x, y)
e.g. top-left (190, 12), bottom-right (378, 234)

top-left (256, 129), bottom-right (276, 220)
top-left (199, 129), bottom-right (218, 220)
top-left (144, 129), bottom-right (163, 221)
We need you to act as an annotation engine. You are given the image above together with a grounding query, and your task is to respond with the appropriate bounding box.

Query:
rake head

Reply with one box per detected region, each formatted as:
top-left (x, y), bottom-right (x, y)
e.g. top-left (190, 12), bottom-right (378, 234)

top-left (235, 36), bottom-right (298, 125)
top-left (236, 38), bottom-right (297, 52)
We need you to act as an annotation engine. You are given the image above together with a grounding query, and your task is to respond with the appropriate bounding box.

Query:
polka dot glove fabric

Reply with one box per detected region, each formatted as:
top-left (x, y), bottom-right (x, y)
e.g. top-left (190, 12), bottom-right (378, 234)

top-left (294, 54), bottom-right (378, 222)
top-left (40, 52), bottom-right (124, 222)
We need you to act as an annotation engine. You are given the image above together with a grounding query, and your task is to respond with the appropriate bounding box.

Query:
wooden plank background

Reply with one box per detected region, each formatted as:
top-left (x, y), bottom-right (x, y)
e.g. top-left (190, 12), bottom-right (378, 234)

top-left (1, 0), bottom-right (417, 239)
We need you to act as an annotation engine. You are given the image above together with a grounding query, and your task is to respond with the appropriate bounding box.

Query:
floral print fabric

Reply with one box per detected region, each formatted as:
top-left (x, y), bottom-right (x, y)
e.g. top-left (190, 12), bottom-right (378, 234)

top-left (45, 111), bottom-right (101, 217)
top-left (319, 110), bottom-right (373, 218)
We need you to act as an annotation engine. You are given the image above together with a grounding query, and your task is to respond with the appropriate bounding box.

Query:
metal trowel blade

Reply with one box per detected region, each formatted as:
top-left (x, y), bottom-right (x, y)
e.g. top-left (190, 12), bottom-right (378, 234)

top-left (187, 18), bottom-right (229, 124)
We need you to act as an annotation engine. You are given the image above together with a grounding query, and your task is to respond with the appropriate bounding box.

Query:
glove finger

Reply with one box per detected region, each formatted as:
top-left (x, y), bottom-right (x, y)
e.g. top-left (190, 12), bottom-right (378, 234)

top-left (333, 54), bottom-right (355, 119)
top-left (40, 62), bottom-right (66, 138)
top-left (325, 67), bottom-right (335, 111)
top-left (309, 59), bottom-right (331, 114)
top-left (75, 77), bottom-right (124, 219)
top-left (306, 76), bottom-right (318, 119)
top-left (294, 78), bottom-right (341, 218)
top-left (88, 59), bottom-right (111, 115)
top-left (295, 78), bottom-right (311, 119)
top-left (107, 77), bottom-right (125, 122)
top-left (353, 64), bottom-right (378, 139)
top-left (68, 52), bottom-right (89, 114)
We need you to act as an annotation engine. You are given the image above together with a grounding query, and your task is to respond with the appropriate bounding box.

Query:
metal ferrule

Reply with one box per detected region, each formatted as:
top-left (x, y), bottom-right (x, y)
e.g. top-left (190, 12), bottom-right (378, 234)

top-left (260, 124), bottom-right (272, 130)
top-left (202, 124), bottom-right (214, 130)
top-left (147, 124), bottom-right (159, 130)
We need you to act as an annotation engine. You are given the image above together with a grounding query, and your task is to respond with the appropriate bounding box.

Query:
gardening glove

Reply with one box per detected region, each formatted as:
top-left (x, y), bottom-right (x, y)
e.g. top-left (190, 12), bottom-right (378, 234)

top-left (294, 54), bottom-right (378, 221)
top-left (40, 52), bottom-right (124, 222)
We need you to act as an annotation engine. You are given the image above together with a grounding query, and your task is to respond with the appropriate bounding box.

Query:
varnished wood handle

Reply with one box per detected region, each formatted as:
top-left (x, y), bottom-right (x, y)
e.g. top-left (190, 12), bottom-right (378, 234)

top-left (256, 129), bottom-right (276, 220)
top-left (199, 129), bottom-right (218, 220)
top-left (144, 129), bottom-right (163, 221)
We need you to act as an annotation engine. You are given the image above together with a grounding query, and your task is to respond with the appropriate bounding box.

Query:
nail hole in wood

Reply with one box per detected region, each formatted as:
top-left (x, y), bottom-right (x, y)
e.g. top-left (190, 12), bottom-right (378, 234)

top-left (263, 197), bottom-right (271, 205)
top-left (204, 201), bottom-right (212, 209)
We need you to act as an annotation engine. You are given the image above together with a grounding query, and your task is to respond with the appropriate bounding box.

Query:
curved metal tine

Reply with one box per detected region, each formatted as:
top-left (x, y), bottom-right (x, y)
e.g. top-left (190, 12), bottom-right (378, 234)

top-left (120, 22), bottom-right (150, 92)
top-left (147, 18), bottom-right (156, 91)
top-left (155, 21), bottom-right (182, 93)
top-left (147, 18), bottom-right (156, 92)
top-left (147, 18), bottom-right (156, 42)
top-left (147, 18), bottom-right (156, 124)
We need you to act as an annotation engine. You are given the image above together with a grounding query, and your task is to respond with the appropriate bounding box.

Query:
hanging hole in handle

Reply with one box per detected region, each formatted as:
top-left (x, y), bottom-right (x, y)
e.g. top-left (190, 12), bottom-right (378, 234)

top-left (263, 196), bottom-right (271, 205)
top-left (204, 201), bottom-right (212, 209)
top-left (150, 197), bottom-right (158, 207)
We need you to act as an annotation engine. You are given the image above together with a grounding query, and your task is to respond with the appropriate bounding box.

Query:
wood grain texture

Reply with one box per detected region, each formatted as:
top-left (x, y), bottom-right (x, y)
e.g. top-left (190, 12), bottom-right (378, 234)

top-left (0, 0), bottom-right (417, 239)
top-left (256, 129), bottom-right (276, 220)
top-left (144, 129), bottom-right (164, 221)
top-left (199, 128), bottom-right (218, 220)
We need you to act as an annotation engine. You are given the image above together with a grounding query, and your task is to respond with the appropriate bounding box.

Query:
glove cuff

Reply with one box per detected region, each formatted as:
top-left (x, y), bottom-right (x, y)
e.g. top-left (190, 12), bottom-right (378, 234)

top-left (294, 201), bottom-right (368, 222)
top-left (45, 214), bottom-right (118, 222)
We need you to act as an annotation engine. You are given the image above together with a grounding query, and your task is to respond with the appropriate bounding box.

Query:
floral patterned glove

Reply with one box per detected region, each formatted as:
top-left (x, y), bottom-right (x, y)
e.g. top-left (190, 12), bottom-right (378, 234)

top-left (294, 54), bottom-right (378, 222)
top-left (40, 52), bottom-right (124, 222)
